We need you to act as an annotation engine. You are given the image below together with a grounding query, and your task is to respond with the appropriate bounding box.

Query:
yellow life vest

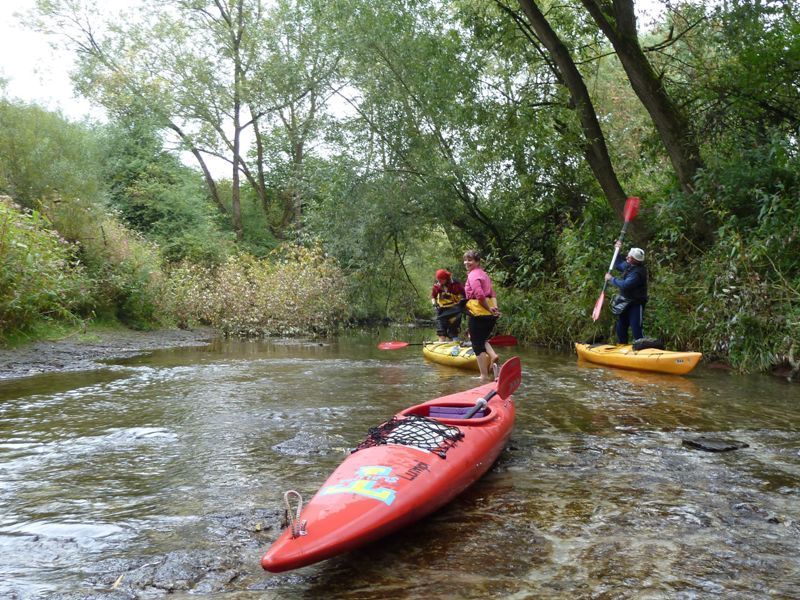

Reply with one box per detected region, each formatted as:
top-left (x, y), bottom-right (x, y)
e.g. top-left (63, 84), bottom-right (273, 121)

top-left (436, 290), bottom-right (463, 308)
top-left (435, 280), bottom-right (463, 309)
top-left (466, 297), bottom-right (497, 317)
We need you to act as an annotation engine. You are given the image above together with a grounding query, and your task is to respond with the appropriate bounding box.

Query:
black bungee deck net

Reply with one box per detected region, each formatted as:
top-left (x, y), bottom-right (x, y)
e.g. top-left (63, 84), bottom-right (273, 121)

top-left (354, 415), bottom-right (464, 458)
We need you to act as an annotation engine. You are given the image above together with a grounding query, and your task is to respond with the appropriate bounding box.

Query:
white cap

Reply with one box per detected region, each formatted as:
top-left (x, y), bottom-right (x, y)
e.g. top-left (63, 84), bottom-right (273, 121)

top-left (628, 247), bottom-right (645, 262)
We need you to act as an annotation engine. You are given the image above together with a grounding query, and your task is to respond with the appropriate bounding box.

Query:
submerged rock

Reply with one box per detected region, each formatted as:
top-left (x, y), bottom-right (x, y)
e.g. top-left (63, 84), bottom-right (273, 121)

top-left (681, 437), bottom-right (749, 452)
top-left (272, 432), bottom-right (348, 456)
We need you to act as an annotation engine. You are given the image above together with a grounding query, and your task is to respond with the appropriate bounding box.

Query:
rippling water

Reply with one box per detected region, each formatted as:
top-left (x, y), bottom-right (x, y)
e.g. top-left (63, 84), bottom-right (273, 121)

top-left (1, 333), bottom-right (798, 599)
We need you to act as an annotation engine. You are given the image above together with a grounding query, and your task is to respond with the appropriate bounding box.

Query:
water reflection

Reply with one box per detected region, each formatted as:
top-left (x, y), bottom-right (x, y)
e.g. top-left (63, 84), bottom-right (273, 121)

top-left (0, 333), bottom-right (798, 598)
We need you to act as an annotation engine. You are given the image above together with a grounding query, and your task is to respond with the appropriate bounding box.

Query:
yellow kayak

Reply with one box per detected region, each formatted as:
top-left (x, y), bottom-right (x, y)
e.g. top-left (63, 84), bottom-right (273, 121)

top-left (575, 342), bottom-right (702, 375)
top-left (422, 342), bottom-right (479, 371)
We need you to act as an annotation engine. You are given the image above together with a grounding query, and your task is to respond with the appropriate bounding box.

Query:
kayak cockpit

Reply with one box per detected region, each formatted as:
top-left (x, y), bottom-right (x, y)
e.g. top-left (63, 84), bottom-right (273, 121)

top-left (399, 402), bottom-right (494, 424)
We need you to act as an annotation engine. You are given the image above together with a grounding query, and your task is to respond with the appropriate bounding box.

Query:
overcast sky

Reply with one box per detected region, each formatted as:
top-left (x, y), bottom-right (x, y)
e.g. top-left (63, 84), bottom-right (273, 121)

top-left (0, 0), bottom-right (139, 120)
top-left (0, 1), bottom-right (92, 118)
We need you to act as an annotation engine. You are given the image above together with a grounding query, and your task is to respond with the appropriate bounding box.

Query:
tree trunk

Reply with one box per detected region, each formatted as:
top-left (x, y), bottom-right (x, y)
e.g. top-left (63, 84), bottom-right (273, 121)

top-left (516, 0), bottom-right (629, 219)
top-left (167, 123), bottom-right (227, 217)
top-left (248, 114), bottom-right (271, 221)
top-left (580, 0), bottom-right (704, 196)
top-left (230, 1), bottom-right (245, 242)
top-left (232, 106), bottom-right (244, 242)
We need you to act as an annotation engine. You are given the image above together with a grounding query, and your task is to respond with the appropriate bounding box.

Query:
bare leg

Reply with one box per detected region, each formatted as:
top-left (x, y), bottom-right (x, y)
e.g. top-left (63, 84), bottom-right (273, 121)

top-left (477, 352), bottom-right (492, 383)
top-left (486, 342), bottom-right (499, 366)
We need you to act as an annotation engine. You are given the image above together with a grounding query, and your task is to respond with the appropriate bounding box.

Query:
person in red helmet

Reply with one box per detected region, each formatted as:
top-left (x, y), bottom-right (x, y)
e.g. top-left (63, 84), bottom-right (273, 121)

top-left (431, 268), bottom-right (465, 342)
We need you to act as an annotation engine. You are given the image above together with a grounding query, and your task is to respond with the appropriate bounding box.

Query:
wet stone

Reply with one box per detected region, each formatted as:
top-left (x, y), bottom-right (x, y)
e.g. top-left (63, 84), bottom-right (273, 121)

top-left (681, 437), bottom-right (750, 452)
top-left (272, 432), bottom-right (348, 456)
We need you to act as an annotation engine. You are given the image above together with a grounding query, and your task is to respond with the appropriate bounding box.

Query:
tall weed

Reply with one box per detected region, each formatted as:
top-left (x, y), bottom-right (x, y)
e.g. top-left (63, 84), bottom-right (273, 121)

top-left (166, 245), bottom-right (350, 336)
top-left (0, 197), bottom-right (92, 339)
top-left (40, 196), bottom-right (168, 329)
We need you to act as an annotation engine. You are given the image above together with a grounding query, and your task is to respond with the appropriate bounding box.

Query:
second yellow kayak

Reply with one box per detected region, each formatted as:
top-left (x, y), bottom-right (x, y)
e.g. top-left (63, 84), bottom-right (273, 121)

top-left (575, 342), bottom-right (702, 375)
top-left (422, 342), bottom-right (479, 371)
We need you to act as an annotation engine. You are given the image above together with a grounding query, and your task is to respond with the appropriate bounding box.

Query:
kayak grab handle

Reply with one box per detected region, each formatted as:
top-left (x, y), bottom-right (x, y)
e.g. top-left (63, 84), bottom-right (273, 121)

top-left (283, 490), bottom-right (307, 538)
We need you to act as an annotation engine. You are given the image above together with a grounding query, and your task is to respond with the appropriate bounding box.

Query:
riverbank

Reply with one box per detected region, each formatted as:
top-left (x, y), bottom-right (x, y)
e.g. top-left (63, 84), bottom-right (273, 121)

top-left (0, 327), bottom-right (215, 380)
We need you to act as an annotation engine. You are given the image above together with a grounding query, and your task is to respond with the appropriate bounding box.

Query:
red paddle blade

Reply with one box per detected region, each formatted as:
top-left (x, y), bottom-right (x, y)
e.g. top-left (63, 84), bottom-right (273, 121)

top-left (591, 292), bottom-right (605, 322)
top-left (488, 334), bottom-right (518, 347)
top-left (623, 196), bottom-right (640, 222)
top-left (377, 341), bottom-right (410, 350)
top-left (496, 356), bottom-right (522, 399)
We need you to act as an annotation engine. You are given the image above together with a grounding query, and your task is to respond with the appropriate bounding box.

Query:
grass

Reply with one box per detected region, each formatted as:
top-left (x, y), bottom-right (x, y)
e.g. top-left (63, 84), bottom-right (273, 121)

top-left (0, 316), bottom-right (131, 349)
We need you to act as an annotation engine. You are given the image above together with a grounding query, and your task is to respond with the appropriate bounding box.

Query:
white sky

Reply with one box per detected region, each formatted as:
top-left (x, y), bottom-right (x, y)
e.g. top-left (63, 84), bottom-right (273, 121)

top-left (0, 0), bottom-right (102, 119)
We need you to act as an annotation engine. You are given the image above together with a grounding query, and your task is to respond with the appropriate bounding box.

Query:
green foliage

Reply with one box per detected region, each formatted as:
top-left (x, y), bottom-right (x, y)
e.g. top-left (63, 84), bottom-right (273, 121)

top-left (303, 157), bottom-right (436, 320)
top-left (321, 0), bottom-right (594, 283)
top-left (642, 133), bottom-right (800, 372)
top-left (41, 196), bottom-right (170, 329)
top-left (702, 0), bottom-right (800, 140)
top-left (0, 99), bottom-right (104, 210)
top-left (646, 238), bottom-right (798, 374)
top-left (500, 285), bottom-right (578, 347)
top-left (236, 185), bottom-right (281, 257)
top-left (0, 198), bottom-right (92, 340)
top-left (10, 0), bottom-right (800, 377)
top-left (165, 245), bottom-right (350, 336)
top-left (101, 116), bottom-right (234, 264)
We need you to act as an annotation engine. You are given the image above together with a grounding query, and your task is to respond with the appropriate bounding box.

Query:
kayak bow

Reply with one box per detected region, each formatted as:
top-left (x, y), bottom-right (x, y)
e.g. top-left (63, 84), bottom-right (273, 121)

top-left (260, 357), bottom-right (522, 572)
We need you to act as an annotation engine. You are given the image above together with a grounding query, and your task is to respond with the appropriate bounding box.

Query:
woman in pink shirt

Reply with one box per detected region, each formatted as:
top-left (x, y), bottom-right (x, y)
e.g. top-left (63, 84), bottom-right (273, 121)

top-left (463, 249), bottom-right (501, 382)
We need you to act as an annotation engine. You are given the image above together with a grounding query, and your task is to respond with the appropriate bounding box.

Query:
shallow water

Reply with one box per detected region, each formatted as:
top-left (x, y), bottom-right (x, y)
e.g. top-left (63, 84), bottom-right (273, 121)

top-left (1, 332), bottom-right (798, 599)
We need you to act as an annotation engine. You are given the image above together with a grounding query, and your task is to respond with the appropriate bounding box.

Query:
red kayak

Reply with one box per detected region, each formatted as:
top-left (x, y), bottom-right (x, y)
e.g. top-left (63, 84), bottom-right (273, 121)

top-left (260, 357), bottom-right (522, 572)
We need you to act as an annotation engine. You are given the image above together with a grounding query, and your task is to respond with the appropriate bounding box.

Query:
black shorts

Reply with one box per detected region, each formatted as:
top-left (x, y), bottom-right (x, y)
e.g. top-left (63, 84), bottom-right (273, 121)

top-left (468, 315), bottom-right (497, 355)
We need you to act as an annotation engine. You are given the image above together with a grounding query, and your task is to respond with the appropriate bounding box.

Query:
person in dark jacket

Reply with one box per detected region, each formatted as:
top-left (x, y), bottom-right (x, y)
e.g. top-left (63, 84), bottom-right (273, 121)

top-left (604, 242), bottom-right (648, 344)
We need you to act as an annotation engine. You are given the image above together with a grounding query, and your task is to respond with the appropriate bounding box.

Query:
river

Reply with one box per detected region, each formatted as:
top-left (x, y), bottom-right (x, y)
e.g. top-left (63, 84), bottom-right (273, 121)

top-left (1, 332), bottom-right (798, 599)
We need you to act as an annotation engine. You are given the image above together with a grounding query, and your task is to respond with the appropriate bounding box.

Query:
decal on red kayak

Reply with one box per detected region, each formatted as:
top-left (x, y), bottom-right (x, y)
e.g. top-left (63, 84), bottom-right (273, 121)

top-left (399, 461), bottom-right (430, 481)
top-left (321, 465), bottom-right (399, 505)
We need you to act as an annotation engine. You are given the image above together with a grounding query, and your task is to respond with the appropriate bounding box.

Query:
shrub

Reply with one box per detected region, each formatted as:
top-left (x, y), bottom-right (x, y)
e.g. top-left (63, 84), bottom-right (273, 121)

top-left (40, 196), bottom-right (169, 329)
top-left (165, 244), bottom-right (350, 336)
top-left (0, 197), bottom-right (92, 339)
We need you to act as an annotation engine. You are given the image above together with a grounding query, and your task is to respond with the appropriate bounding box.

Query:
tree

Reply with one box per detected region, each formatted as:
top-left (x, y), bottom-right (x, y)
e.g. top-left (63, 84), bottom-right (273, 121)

top-left (248, 0), bottom-right (342, 232)
top-left (579, 0), bottom-right (704, 198)
top-left (320, 0), bottom-right (598, 281)
top-left (0, 97), bottom-right (104, 209)
top-left (513, 0), bottom-right (629, 218)
top-left (32, 0), bottom-right (339, 241)
top-left (101, 110), bottom-right (233, 263)
top-left (32, 0), bottom-right (231, 220)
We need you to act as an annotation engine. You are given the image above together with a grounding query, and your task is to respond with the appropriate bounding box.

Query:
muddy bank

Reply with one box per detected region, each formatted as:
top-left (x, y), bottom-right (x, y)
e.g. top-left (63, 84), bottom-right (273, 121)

top-left (0, 328), bottom-right (215, 381)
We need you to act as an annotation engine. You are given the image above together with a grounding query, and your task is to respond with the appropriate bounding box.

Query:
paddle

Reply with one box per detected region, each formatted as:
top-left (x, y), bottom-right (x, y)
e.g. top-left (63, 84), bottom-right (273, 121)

top-left (486, 335), bottom-right (518, 347)
top-left (378, 341), bottom-right (447, 350)
top-left (464, 356), bottom-right (522, 418)
top-left (591, 196), bottom-right (641, 322)
top-left (378, 335), bottom-right (518, 351)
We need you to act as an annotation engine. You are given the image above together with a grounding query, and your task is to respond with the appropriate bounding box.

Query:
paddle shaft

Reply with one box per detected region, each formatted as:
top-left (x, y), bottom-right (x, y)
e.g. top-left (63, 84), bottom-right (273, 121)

top-left (378, 335), bottom-right (517, 351)
top-left (592, 197), bottom-right (640, 321)
top-left (599, 221), bottom-right (630, 293)
top-left (464, 391), bottom-right (495, 419)
top-left (463, 356), bottom-right (522, 418)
